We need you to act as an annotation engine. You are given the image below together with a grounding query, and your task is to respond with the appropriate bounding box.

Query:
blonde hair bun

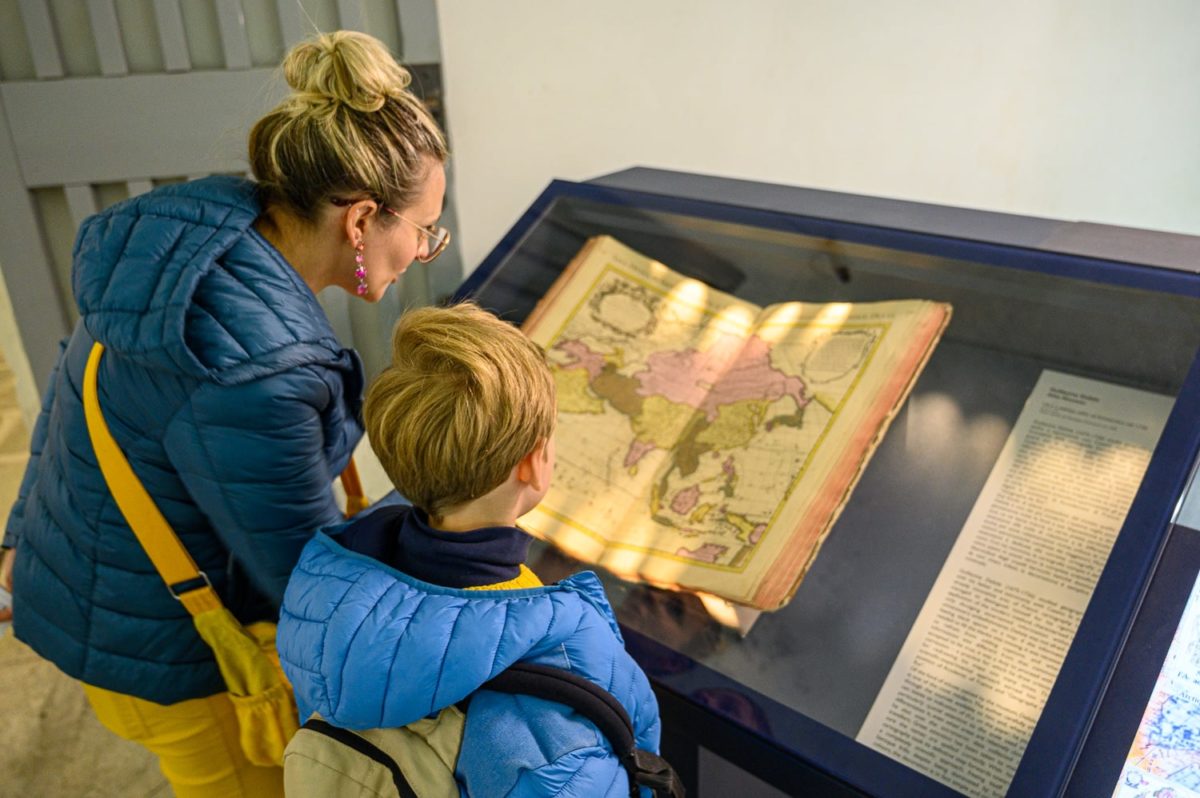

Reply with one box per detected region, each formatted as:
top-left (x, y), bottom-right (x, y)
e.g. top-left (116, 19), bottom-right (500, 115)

top-left (283, 30), bottom-right (411, 114)
top-left (250, 29), bottom-right (447, 220)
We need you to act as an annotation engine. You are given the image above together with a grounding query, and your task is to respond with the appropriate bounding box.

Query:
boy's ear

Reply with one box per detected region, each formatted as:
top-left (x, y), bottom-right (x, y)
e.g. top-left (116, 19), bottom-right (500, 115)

top-left (516, 439), bottom-right (551, 493)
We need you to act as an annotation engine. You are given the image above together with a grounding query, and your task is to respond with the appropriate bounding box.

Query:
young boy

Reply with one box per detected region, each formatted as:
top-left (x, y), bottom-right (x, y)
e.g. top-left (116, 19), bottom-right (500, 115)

top-left (276, 302), bottom-right (663, 797)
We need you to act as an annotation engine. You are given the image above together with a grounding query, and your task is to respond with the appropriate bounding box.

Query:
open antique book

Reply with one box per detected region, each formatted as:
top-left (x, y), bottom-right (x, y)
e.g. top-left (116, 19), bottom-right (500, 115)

top-left (521, 236), bottom-right (951, 611)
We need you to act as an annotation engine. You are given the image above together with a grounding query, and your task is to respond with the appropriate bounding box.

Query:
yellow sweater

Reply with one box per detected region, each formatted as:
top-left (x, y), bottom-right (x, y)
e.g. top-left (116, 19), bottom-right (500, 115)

top-left (467, 563), bottom-right (543, 591)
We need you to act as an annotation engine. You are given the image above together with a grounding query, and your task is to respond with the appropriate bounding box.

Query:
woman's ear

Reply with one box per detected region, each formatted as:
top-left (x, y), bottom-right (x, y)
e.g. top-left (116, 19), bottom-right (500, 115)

top-left (341, 198), bottom-right (379, 245)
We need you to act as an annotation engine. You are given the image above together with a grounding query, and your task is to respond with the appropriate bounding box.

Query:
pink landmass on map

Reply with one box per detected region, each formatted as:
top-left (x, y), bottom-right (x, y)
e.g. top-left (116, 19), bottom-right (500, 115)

top-left (670, 485), bottom-right (701, 515)
top-left (634, 334), bottom-right (806, 420)
top-left (624, 439), bottom-right (657, 467)
top-left (554, 339), bottom-right (606, 378)
top-left (702, 336), bottom-right (806, 419)
top-left (676, 543), bottom-right (727, 563)
top-left (749, 523), bottom-right (766, 545)
top-left (633, 332), bottom-right (740, 410)
top-left (721, 456), bottom-right (736, 477)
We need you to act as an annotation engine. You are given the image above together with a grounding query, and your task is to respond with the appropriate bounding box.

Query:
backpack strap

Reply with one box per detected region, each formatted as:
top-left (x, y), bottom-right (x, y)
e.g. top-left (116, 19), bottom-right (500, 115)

top-left (295, 666), bottom-right (685, 798)
top-left (482, 662), bottom-right (685, 798)
top-left (300, 717), bottom-right (418, 798)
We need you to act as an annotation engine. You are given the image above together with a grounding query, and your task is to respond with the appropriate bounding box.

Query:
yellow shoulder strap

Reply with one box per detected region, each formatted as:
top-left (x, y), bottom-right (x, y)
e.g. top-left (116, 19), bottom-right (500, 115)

top-left (83, 342), bottom-right (221, 616)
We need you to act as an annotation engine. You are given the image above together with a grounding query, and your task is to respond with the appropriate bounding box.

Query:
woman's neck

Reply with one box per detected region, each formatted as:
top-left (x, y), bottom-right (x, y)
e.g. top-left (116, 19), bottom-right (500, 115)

top-left (254, 206), bottom-right (340, 295)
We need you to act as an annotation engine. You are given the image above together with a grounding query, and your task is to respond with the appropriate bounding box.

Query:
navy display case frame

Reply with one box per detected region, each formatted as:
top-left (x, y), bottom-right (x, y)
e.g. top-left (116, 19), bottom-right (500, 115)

top-left (454, 167), bottom-right (1200, 797)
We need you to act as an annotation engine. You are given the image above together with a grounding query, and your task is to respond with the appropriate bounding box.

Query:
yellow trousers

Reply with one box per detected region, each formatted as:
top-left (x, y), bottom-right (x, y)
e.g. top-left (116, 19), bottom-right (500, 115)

top-left (83, 683), bottom-right (284, 798)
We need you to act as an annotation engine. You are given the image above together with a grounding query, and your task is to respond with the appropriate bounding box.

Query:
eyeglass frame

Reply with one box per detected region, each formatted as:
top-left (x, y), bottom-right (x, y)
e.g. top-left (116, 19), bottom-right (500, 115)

top-left (329, 197), bottom-right (451, 264)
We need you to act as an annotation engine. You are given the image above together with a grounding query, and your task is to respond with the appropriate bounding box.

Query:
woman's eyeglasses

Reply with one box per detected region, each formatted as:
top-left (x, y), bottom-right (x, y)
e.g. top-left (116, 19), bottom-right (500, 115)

top-left (330, 197), bottom-right (451, 264)
top-left (378, 205), bottom-right (451, 264)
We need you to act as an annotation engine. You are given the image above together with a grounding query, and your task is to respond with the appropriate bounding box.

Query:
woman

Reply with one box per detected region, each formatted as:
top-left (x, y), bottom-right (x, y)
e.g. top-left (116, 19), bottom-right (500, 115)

top-left (0, 30), bottom-right (448, 797)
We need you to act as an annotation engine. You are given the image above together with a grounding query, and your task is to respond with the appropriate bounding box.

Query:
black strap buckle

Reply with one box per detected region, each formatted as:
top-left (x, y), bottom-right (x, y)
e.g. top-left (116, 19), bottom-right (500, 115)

top-left (631, 749), bottom-right (686, 797)
top-left (167, 571), bottom-right (212, 600)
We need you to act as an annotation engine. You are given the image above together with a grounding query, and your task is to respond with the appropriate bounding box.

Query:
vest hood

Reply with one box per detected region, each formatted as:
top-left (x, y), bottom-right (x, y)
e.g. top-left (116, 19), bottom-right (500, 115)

top-left (73, 176), bottom-right (349, 385)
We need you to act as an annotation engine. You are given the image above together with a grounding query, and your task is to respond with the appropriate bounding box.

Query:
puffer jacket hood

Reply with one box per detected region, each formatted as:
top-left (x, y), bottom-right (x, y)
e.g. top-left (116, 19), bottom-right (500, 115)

top-left (74, 175), bottom-right (347, 385)
top-left (279, 529), bottom-right (662, 797)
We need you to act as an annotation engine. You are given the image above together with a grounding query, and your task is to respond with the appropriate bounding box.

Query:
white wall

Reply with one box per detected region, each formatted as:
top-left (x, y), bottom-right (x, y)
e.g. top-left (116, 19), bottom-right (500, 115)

top-left (437, 0), bottom-right (1200, 273)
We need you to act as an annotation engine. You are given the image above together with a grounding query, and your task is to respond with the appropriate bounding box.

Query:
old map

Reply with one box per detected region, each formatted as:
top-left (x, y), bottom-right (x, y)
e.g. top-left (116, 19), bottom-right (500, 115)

top-left (521, 236), bottom-right (950, 608)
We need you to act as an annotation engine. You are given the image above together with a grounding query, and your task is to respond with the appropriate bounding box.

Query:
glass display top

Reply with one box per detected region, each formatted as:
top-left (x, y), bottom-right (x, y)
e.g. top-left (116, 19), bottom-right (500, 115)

top-left (460, 175), bottom-right (1200, 797)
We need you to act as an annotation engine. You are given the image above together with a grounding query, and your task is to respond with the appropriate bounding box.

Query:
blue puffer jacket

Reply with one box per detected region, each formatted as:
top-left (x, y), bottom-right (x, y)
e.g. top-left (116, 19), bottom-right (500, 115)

top-left (280, 531), bottom-right (663, 798)
top-left (4, 176), bottom-right (364, 704)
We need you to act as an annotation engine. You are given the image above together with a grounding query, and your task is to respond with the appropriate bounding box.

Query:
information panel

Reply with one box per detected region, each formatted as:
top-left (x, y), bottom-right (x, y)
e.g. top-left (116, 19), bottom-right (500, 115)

top-left (859, 371), bottom-right (1173, 796)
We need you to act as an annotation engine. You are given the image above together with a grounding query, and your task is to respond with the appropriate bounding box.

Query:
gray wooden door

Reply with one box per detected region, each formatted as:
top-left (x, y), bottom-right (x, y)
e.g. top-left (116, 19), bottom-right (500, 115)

top-left (0, 0), bottom-right (461, 395)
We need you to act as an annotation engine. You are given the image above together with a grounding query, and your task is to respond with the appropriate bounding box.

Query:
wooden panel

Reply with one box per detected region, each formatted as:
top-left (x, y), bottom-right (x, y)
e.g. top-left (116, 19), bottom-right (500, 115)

top-left (0, 98), bottom-right (70, 393)
top-left (93, 181), bottom-right (128, 210)
top-left (396, 0), bottom-right (440, 63)
top-left (215, 0), bottom-right (252, 69)
top-left (17, 0), bottom-right (65, 78)
top-left (86, 0), bottom-right (128, 76)
top-left (275, 0), bottom-right (310, 48)
top-left (336, 0), bottom-right (364, 32)
top-left (125, 179), bottom-right (154, 198)
top-left (153, 0), bottom-right (191, 71)
top-left (2, 68), bottom-right (288, 187)
top-left (32, 187), bottom-right (79, 325)
top-left (63, 184), bottom-right (98, 232)
top-left (0, 3), bottom-right (37, 81)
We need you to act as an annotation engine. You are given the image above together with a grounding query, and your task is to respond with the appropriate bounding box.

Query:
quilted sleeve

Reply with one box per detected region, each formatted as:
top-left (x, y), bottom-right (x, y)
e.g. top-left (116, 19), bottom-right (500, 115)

top-left (492, 746), bottom-right (629, 798)
top-left (555, 595), bottom-right (662, 754)
top-left (456, 691), bottom-right (638, 798)
top-left (628, 668), bottom-right (662, 755)
top-left (163, 367), bottom-right (347, 606)
top-left (3, 340), bottom-right (65, 549)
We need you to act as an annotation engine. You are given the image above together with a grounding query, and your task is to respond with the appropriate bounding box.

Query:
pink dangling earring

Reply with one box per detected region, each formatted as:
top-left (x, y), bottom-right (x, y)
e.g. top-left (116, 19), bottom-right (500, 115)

top-left (354, 240), bottom-right (368, 296)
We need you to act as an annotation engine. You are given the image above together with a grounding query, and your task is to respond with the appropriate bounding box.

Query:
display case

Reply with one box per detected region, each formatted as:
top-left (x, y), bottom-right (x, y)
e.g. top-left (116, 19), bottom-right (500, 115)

top-left (454, 167), bottom-right (1200, 797)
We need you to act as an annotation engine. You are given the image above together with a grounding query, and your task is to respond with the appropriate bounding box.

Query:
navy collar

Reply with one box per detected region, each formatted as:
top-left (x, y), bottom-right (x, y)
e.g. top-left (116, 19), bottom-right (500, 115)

top-left (336, 504), bottom-right (531, 588)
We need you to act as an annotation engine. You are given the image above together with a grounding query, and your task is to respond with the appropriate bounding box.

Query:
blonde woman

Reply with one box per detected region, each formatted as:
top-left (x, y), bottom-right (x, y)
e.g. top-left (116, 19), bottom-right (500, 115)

top-left (0, 31), bottom-right (449, 797)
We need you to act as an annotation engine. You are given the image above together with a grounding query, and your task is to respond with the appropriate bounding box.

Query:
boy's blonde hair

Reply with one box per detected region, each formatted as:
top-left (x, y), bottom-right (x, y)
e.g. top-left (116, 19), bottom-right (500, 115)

top-left (364, 303), bottom-right (556, 516)
top-left (249, 30), bottom-right (448, 223)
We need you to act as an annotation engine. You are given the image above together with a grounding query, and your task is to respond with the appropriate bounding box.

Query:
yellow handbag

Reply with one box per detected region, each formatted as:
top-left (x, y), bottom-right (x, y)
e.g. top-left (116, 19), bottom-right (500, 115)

top-left (83, 342), bottom-right (366, 767)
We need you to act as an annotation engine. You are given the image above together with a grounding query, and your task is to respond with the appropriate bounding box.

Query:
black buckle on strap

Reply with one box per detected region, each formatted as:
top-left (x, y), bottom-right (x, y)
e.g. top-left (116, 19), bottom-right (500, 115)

top-left (167, 571), bottom-right (212, 600)
top-left (631, 749), bottom-right (686, 797)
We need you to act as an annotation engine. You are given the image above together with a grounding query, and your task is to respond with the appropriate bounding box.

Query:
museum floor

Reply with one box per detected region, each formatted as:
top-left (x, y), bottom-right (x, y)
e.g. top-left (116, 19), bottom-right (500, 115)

top-left (0, 345), bottom-right (170, 797)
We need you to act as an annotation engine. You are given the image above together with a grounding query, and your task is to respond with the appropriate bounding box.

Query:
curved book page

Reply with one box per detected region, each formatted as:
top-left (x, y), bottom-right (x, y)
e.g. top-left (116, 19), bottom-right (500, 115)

top-left (522, 235), bottom-right (951, 611)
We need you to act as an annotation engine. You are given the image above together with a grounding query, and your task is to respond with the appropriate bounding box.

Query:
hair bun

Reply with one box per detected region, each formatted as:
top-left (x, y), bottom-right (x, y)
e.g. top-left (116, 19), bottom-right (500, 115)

top-left (249, 29), bottom-right (447, 221)
top-left (283, 30), bottom-right (412, 113)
